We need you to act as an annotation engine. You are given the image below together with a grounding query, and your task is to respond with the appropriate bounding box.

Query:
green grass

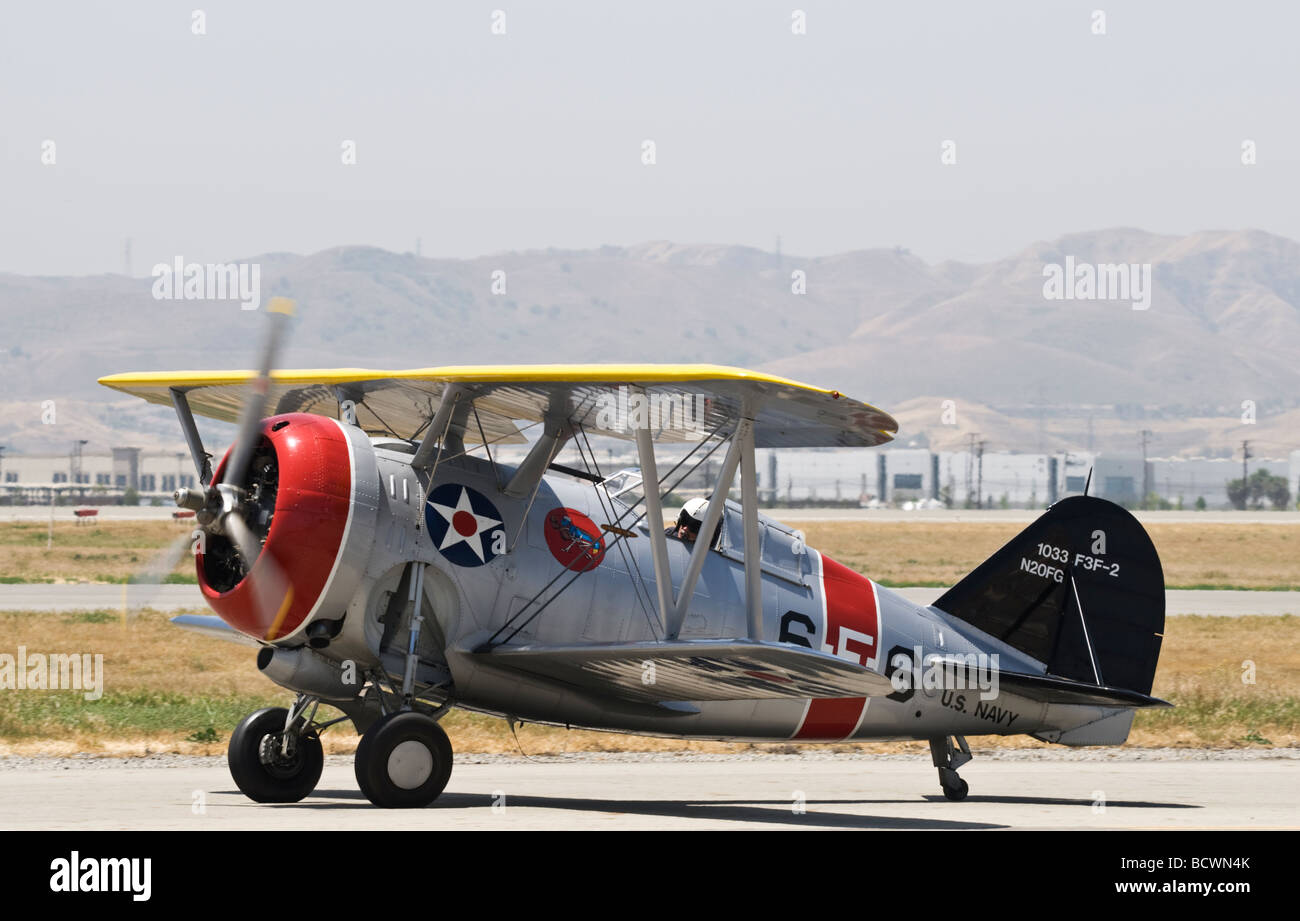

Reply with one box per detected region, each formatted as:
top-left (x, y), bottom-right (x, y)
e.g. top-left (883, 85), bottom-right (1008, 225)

top-left (0, 574), bottom-right (196, 584)
top-left (1136, 690), bottom-right (1300, 741)
top-left (122, 573), bottom-right (197, 585)
top-left (3, 687), bottom-right (1294, 746)
top-left (58, 611), bottom-right (118, 624)
top-left (0, 691), bottom-right (284, 738)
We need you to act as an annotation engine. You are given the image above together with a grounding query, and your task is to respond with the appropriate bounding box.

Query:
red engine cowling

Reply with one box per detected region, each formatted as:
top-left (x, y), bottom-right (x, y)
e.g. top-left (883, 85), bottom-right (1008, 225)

top-left (197, 413), bottom-right (373, 642)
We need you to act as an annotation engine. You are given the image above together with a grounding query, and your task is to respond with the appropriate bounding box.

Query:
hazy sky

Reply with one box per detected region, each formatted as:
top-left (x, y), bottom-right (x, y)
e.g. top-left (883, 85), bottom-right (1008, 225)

top-left (3, 1), bottom-right (1298, 276)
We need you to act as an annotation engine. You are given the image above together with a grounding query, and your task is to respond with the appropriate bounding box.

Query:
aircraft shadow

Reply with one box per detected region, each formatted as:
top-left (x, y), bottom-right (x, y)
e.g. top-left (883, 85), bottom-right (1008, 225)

top-left (919, 795), bottom-right (1199, 809)
top-left (250, 789), bottom-right (1010, 829)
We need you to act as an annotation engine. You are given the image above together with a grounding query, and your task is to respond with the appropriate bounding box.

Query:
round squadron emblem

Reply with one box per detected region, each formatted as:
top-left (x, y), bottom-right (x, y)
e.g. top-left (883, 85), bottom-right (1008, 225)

top-left (543, 507), bottom-right (606, 572)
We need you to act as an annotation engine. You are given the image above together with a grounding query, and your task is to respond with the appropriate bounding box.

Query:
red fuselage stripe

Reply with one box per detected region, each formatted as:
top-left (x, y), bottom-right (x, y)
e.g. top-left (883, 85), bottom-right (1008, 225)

top-left (792, 553), bottom-right (879, 741)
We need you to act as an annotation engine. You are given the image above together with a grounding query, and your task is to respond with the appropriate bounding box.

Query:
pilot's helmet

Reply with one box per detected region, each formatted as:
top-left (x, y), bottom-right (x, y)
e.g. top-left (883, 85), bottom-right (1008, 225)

top-left (678, 497), bottom-right (709, 530)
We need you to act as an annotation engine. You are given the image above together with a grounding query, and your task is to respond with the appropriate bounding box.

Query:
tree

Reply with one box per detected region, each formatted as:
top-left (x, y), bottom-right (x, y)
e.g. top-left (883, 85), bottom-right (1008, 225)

top-left (1261, 472), bottom-right (1291, 509)
top-left (122, 487), bottom-right (140, 507)
top-left (1143, 492), bottom-right (1172, 511)
top-left (1227, 469), bottom-right (1290, 510)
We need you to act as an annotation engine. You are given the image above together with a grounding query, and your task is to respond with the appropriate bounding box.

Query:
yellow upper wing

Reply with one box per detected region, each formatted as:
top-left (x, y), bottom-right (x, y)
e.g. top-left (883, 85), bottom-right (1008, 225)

top-left (97, 364), bottom-right (897, 448)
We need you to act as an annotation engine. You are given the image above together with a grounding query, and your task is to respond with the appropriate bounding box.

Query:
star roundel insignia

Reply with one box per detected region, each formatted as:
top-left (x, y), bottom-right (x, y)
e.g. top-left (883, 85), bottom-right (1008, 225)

top-left (424, 484), bottom-right (505, 567)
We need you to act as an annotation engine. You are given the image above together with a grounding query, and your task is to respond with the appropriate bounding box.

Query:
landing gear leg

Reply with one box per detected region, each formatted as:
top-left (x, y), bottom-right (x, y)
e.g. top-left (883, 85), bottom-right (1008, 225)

top-left (929, 735), bottom-right (971, 801)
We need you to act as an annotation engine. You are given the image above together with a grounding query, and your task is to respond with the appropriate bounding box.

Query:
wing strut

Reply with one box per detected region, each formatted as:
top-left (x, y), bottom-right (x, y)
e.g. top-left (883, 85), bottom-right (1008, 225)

top-left (634, 395), bottom-right (674, 636)
top-left (169, 388), bottom-right (212, 485)
top-left (641, 403), bottom-right (765, 642)
top-left (738, 410), bottom-right (763, 641)
top-left (411, 383), bottom-right (464, 472)
top-left (504, 388), bottom-right (574, 499)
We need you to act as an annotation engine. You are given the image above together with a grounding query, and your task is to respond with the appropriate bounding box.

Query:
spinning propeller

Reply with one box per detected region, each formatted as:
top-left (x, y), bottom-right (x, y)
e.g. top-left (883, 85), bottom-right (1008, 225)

top-left (171, 297), bottom-right (297, 639)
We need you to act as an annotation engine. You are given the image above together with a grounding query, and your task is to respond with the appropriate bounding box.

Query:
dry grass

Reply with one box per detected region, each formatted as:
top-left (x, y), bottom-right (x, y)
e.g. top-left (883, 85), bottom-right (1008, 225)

top-left (0, 520), bottom-right (195, 584)
top-left (791, 520), bottom-right (1300, 590)
top-left (5, 519), bottom-right (1298, 590)
top-left (0, 609), bottom-right (1295, 755)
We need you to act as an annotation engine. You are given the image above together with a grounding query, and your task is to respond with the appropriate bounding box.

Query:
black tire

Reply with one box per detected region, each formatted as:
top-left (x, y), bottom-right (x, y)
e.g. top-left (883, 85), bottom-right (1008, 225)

top-left (228, 707), bottom-right (323, 803)
top-left (942, 777), bottom-right (969, 802)
top-left (353, 711), bottom-right (453, 808)
top-left (353, 719), bottom-right (377, 803)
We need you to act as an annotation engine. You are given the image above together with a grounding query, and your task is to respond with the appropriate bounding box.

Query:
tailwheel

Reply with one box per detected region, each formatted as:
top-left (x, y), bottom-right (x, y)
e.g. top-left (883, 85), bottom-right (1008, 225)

top-left (228, 706), bottom-right (324, 803)
top-left (939, 770), bottom-right (969, 802)
top-left (354, 711), bottom-right (453, 808)
top-left (929, 734), bottom-right (972, 802)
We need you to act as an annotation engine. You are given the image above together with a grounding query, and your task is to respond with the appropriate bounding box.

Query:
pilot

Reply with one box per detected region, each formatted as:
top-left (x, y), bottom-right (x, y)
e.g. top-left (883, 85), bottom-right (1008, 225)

top-left (667, 497), bottom-right (714, 546)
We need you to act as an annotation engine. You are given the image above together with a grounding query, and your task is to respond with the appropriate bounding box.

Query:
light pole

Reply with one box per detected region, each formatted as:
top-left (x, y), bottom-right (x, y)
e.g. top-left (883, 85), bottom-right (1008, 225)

top-left (71, 440), bottom-right (88, 499)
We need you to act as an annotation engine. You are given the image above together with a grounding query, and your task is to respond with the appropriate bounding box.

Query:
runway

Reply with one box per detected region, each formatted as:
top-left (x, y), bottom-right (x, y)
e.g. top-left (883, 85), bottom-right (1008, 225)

top-left (1, 583), bottom-right (1296, 616)
top-left (0, 752), bottom-right (1295, 830)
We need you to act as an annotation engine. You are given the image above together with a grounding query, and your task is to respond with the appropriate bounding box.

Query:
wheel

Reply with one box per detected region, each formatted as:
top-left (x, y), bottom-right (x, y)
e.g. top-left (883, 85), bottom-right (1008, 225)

top-left (228, 707), bottom-right (323, 803)
top-left (941, 776), bottom-right (969, 802)
top-left (353, 711), bottom-right (453, 808)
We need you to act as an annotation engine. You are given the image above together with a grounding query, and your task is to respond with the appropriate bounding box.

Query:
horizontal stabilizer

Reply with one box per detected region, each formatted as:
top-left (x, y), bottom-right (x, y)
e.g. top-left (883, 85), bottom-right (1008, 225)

top-left (469, 639), bottom-right (896, 703)
top-left (994, 669), bottom-right (1171, 709)
top-left (170, 614), bottom-right (262, 647)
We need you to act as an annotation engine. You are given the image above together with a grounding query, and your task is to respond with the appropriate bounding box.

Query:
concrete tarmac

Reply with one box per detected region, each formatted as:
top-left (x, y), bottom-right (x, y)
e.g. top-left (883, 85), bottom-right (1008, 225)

top-left (2, 583), bottom-right (1296, 616)
top-left (0, 753), bottom-right (1295, 830)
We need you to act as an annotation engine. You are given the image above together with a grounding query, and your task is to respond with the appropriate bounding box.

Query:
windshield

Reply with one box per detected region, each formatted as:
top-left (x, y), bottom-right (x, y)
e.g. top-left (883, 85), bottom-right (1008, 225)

top-left (601, 468), bottom-right (644, 508)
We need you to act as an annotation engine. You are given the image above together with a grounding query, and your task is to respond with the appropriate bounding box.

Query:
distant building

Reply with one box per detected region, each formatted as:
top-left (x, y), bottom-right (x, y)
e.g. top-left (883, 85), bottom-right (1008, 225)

top-left (0, 449), bottom-right (199, 502)
top-left (754, 447), bottom-right (881, 503)
top-left (754, 448), bottom-right (1290, 509)
top-left (2, 439), bottom-right (1291, 511)
top-left (1092, 456), bottom-right (1146, 505)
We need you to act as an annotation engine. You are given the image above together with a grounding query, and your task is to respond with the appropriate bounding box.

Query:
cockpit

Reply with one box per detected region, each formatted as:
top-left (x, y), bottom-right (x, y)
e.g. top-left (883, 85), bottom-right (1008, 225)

top-left (602, 468), bottom-right (809, 585)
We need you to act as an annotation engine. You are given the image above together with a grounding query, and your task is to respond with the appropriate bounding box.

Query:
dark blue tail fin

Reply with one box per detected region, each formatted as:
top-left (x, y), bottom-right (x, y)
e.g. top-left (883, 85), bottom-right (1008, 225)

top-left (934, 496), bottom-right (1165, 697)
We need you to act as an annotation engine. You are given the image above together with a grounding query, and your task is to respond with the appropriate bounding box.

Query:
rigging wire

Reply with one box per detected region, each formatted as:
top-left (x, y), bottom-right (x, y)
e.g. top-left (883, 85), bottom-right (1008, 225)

top-left (490, 424), bottom-right (731, 646)
top-left (574, 423), bottom-right (659, 640)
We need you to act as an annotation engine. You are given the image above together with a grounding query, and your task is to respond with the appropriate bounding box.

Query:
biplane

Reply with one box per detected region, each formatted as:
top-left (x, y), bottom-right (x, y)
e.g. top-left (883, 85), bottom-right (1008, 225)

top-left (100, 300), bottom-right (1169, 807)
